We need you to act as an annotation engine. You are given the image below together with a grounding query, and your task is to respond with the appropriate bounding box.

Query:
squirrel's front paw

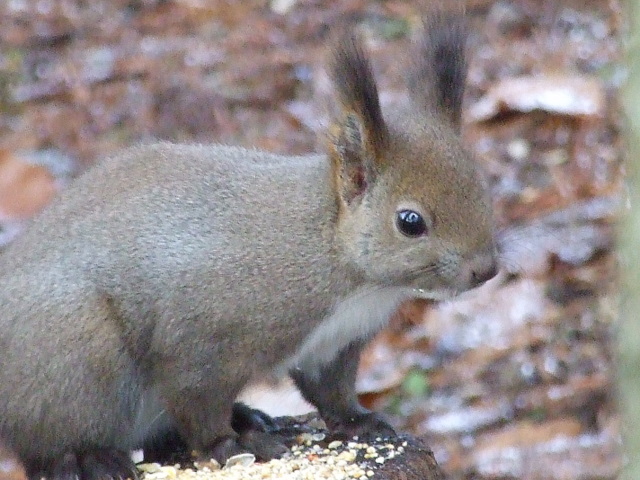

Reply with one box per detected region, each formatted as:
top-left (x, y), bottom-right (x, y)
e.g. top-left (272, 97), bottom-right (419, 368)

top-left (231, 402), bottom-right (279, 434)
top-left (203, 431), bottom-right (288, 465)
top-left (326, 411), bottom-right (396, 440)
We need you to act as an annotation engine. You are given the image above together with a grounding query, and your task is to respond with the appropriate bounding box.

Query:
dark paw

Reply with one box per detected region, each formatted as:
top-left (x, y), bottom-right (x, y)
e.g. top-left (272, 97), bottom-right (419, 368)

top-left (28, 449), bottom-right (137, 480)
top-left (142, 426), bottom-right (189, 464)
top-left (238, 430), bottom-right (288, 460)
top-left (203, 431), bottom-right (288, 465)
top-left (327, 411), bottom-right (396, 440)
top-left (231, 402), bottom-right (278, 434)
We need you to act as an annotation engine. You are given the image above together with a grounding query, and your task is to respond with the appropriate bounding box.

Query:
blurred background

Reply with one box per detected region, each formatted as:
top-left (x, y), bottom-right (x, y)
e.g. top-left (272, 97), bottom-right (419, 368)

top-left (0, 0), bottom-right (625, 479)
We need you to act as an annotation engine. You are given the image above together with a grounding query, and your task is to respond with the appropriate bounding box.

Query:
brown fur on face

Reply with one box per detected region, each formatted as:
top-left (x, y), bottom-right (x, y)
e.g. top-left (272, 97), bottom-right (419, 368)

top-left (328, 12), bottom-right (495, 293)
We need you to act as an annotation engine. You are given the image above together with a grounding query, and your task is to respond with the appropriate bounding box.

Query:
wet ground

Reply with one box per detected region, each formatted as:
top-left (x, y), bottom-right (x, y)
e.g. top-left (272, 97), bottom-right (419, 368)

top-left (0, 0), bottom-right (625, 478)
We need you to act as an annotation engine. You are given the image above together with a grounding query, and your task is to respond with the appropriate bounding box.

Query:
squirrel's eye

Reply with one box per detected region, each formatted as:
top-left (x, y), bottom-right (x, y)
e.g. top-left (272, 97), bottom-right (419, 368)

top-left (396, 210), bottom-right (427, 237)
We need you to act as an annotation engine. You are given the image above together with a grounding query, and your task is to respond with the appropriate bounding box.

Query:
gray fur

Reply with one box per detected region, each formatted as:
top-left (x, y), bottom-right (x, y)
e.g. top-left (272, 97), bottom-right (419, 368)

top-left (289, 286), bottom-right (415, 376)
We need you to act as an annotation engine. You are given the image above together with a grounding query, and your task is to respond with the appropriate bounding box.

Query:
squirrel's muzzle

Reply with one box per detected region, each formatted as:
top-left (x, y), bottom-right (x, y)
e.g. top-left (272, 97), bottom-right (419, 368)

top-left (466, 250), bottom-right (499, 289)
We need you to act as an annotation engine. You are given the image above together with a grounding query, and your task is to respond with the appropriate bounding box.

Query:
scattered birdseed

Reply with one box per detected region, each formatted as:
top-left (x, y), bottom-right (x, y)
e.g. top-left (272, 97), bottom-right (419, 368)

top-left (132, 450), bottom-right (145, 464)
top-left (137, 464), bottom-right (178, 479)
top-left (138, 463), bottom-right (162, 474)
top-left (139, 434), bottom-right (405, 480)
top-left (193, 459), bottom-right (221, 471)
top-left (223, 453), bottom-right (255, 469)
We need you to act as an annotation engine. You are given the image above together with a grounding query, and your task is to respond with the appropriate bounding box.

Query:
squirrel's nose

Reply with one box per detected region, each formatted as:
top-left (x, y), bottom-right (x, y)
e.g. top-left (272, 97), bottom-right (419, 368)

top-left (468, 253), bottom-right (498, 289)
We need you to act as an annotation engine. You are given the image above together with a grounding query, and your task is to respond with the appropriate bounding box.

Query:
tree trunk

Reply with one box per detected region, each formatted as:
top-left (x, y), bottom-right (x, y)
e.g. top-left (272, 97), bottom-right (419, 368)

top-left (619, 1), bottom-right (640, 479)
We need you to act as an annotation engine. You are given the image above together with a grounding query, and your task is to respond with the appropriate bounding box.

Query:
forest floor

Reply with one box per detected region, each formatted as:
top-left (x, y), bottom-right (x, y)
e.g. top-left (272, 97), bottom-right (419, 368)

top-left (0, 0), bottom-right (625, 479)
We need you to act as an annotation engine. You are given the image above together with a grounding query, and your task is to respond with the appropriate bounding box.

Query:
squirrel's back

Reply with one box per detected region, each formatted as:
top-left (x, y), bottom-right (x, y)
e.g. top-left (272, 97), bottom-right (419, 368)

top-left (0, 143), bottom-right (336, 274)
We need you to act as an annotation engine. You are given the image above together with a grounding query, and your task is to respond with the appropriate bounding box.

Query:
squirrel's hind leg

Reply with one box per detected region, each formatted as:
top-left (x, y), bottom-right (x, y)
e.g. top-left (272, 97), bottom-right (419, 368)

top-left (27, 449), bottom-right (137, 480)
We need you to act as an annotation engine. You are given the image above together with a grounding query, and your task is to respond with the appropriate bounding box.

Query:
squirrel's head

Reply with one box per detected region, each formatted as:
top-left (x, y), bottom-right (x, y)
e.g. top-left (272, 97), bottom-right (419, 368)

top-left (328, 11), bottom-right (497, 298)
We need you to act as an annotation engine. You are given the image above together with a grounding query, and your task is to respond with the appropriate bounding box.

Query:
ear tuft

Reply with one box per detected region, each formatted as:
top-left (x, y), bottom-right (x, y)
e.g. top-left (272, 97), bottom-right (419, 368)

top-left (407, 7), bottom-right (469, 131)
top-left (330, 33), bottom-right (388, 154)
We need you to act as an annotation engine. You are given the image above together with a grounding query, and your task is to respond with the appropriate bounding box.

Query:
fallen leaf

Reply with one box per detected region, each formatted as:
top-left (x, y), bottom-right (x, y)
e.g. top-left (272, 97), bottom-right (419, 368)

top-left (468, 75), bottom-right (606, 122)
top-left (0, 150), bottom-right (57, 222)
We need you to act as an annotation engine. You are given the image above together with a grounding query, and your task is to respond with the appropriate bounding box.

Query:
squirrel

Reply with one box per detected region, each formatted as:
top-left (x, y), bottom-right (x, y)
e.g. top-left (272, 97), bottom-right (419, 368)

top-left (0, 10), bottom-right (497, 480)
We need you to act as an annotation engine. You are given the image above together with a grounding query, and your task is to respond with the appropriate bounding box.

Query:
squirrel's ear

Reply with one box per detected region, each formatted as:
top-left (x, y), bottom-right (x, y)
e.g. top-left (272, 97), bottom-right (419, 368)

top-left (327, 33), bottom-right (388, 206)
top-left (407, 9), bottom-right (468, 132)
